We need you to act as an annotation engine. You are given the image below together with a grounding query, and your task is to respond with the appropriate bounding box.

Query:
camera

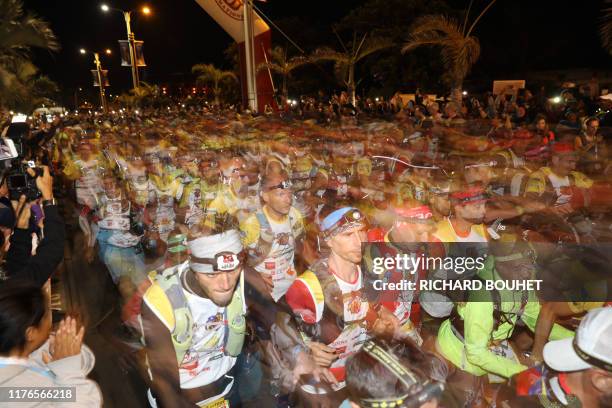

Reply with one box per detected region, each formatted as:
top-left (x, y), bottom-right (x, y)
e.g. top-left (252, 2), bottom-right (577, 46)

top-left (6, 161), bottom-right (43, 201)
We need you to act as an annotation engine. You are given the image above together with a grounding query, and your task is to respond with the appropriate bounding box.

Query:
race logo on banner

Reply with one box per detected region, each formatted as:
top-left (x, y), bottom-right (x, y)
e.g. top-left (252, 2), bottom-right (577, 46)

top-left (216, 0), bottom-right (243, 20)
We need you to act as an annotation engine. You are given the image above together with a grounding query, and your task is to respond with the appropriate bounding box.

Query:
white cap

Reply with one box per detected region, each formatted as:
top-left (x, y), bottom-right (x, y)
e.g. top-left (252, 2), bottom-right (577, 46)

top-left (543, 307), bottom-right (612, 372)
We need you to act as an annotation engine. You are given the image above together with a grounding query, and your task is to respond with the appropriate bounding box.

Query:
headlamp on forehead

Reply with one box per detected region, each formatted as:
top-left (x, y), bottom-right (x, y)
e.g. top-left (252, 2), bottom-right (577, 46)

top-left (403, 131), bottom-right (424, 144)
top-left (265, 180), bottom-right (293, 191)
top-left (320, 207), bottom-right (365, 240)
top-left (190, 251), bottom-right (244, 273)
top-left (464, 160), bottom-right (497, 169)
top-left (429, 185), bottom-right (450, 196)
top-left (359, 340), bottom-right (444, 408)
top-left (200, 159), bottom-right (219, 169)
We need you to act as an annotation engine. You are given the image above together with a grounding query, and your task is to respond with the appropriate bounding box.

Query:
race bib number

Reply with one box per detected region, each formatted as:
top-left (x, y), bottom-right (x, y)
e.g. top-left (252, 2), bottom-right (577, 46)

top-left (99, 217), bottom-right (130, 231)
top-left (200, 397), bottom-right (229, 408)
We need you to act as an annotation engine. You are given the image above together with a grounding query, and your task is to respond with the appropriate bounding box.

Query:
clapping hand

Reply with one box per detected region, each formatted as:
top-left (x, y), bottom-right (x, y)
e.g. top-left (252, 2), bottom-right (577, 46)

top-left (42, 316), bottom-right (85, 363)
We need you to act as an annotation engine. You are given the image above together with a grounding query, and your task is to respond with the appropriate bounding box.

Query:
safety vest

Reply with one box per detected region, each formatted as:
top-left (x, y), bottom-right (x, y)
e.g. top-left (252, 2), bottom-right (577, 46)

top-left (141, 262), bottom-right (246, 366)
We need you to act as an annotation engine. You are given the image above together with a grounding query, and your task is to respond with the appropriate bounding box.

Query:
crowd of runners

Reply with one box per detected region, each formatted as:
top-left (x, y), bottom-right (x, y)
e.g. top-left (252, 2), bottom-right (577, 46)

top-left (0, 88), bottom-right (611, 408)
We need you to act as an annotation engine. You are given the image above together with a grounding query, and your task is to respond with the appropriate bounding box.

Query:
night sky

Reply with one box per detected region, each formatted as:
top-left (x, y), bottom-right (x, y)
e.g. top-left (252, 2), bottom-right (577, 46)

top-left (24, 0), bottom-right (611, 104)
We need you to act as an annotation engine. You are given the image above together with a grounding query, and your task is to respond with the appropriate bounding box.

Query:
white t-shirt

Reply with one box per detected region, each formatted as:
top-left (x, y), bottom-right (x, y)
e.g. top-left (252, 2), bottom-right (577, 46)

top-left (75, 159), bottom-right (102, 208)
top-left (547, 173), bottom-right (571, 206)
top-left (252, 208), bottom-right (302, 301)
top-left (176, 268), bottom-right (241, 391)
top-left (302, 268), bottom-right (368, 394)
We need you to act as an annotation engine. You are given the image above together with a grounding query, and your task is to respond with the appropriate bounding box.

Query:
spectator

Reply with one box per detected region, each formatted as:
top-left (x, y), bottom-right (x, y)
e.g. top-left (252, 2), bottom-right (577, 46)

top-left (5, 166), bottom-right (65, 287)
top-left (0, 281), bottom-right (102, 407)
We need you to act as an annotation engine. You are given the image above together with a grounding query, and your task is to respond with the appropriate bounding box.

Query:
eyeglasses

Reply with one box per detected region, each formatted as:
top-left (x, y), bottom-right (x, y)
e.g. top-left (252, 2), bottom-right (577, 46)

top-left (190, 251), bottom-right (244, 272)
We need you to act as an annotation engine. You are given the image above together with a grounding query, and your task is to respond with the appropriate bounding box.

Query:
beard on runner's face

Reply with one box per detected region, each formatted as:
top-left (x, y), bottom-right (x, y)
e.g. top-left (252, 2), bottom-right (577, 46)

top-left (456, 202), bottom-right (486, 224)
top-left (193, 268), bottom-right (241, 307)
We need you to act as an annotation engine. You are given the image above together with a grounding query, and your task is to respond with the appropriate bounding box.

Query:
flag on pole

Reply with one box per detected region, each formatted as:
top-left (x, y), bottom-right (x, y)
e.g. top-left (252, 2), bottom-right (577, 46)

top-left (91, 70), bottom-right (110, 87)
top-left (118, 40), bottom-right (147, 67)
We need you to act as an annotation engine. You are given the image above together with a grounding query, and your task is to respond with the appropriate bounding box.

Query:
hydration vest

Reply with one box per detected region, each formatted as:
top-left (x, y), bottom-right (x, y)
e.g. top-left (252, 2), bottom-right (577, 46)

top-left (247, 209), bottom-right (302, 267)
top-left (141, 262), bottom-right (246, 365)
top-left (292, 259), bottom-right (366, 345)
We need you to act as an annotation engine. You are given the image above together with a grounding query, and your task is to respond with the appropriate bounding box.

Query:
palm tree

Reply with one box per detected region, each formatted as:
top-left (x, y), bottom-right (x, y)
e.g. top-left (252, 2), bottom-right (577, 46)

top-left (402, 0), bottom-right (497, 103)
top-left (601, 0), bottom-right (612, 54)
top-left (311, 32), bottom-right (391, 106)
top-left (0, 0), bottom-right (59, 109)
top-left (256, 46), bottom-right (309, 101)
top-left (191, 63), bottom-right (238, 105)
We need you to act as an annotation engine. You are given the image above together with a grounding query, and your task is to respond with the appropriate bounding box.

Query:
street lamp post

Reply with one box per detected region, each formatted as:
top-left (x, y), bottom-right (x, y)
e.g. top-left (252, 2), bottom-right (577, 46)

top-left (74, 87), bottom-right (83, 110)
top-left (80, 48), bottom-right (111, 113)
top-left (101, 4), bottom-right (150, 90)
top-left (93, 52), bottom-right (107, 113)
top-left (123, 11), bottom-right (139, 89)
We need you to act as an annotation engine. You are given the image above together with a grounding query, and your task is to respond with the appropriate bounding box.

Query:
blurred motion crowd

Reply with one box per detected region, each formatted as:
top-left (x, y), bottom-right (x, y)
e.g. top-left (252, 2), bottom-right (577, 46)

top-left (0, 84), bottom-right (611, 408)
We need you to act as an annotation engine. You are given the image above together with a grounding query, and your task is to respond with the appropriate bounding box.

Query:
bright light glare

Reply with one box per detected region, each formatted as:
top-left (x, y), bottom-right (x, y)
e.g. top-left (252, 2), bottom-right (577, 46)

top-left (79, 48), bottom-right (86, 54)
top-left (142, 6), bottom-right (151, 15)
top-left (134, 110), bottom-right (140, 115)
top-left (462, 91), bottom-right (468, 96)
top-left (105, 48), bottom-right (112, 55)
top-left (101, 4), bottom-right (110, 12)
top-left (552, 96), bottom-right (561, 104)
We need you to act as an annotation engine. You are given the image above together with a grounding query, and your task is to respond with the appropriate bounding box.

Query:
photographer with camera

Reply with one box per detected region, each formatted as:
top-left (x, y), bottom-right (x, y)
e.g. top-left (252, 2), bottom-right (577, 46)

top-left (4, 165), bottom-right (65, 287)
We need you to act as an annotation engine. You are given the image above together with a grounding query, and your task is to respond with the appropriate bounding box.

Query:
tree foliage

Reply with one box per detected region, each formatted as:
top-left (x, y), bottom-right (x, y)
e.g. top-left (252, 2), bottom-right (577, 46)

top-left (602, 0), bottom-right (612, 54)
top-left (311, 33), bottom-right (391, 105)
top-left (191, 63), bottom-right (238, 105)
top-left (256, 46), bottom-right (310, 99)
top-left (401, 0), bottom-right (497, 101)
top-left (0, 0), bottom-right (59, 110)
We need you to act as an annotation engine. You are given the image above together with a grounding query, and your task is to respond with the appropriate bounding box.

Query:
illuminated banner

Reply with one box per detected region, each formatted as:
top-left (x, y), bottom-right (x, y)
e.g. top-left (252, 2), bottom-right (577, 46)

top-left (493, 80), bottom-right (525, 97)
top-left (91, 70), bottom-right (110, 87)
top-left (195, 0), bottom-right (274, 110)
top-left (194, 0), bottom-right (269, 42)
top-left (118, 40), bottom-right (147, 67)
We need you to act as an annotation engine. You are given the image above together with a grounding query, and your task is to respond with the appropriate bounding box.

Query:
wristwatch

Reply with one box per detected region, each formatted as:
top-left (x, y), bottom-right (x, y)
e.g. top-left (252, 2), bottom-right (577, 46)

top-left (42, 198), bottom-right (57, 207)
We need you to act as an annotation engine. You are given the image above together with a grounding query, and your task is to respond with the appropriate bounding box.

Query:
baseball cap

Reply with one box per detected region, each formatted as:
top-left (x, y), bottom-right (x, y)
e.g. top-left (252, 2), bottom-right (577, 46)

top-left (543, 307), bottom-right (612, 372)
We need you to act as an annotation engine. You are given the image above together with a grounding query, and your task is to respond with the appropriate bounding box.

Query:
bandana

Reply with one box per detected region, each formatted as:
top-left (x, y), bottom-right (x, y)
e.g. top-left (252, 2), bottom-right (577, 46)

top-left (393, 205), bottom-right (434, 223)
top-left (188, 230), bottom-right (243, 273)
top-left (450, 187), bottom-right (487, 205)
top-left (552, 142), bottom-right (576, 155)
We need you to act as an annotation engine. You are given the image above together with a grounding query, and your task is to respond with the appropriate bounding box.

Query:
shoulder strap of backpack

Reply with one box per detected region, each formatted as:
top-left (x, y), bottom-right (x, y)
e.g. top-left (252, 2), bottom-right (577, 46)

top-left (147, 263), bottom-right (193, 365)
top-left (225, 271), bottom-right (246, 357)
